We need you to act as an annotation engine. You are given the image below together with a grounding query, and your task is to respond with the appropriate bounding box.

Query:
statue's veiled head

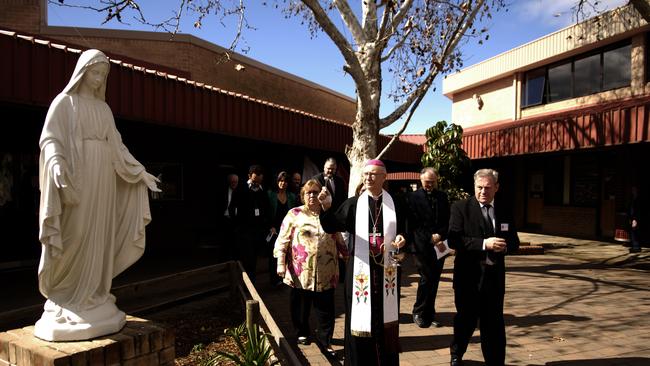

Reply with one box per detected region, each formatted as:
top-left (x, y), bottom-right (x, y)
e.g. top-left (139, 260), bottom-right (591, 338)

top-left (62, 49), bottom-right (110, 101)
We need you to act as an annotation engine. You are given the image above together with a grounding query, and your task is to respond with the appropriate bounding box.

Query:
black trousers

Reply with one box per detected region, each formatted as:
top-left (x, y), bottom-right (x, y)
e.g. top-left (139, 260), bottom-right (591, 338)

top-left (237, 228), bottom-right (265, 283)
top-left (290, 287), bottom-right (336, 346)
top-left (412, 252), bottom-right (446, 320)
top-left (451, 266), bottom-right (506, 366)
top-left (217, 216), bottom-right (237, 261)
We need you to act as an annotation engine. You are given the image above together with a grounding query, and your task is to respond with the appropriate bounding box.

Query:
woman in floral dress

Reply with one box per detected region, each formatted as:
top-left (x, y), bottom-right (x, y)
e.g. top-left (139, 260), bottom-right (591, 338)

top-left (274, 179), bottom-right (348, 355)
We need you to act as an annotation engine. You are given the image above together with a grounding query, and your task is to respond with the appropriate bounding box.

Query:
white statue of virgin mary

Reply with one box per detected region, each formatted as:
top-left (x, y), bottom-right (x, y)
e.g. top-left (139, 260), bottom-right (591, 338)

top-left (35, 49), bottom-right (161, 341)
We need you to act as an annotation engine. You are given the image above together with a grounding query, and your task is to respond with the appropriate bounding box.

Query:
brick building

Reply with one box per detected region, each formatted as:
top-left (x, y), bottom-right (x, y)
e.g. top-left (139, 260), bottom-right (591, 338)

top-left (0, 0), bottom-right (422, 267)
top-left (443, 4), bottom-right (650, 240)
top-left (0, 0), bottom-right (356, 124)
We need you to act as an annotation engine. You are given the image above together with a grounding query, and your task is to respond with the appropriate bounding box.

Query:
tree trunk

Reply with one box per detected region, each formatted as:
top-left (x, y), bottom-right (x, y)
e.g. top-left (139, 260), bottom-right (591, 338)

top-left (346, 42), bottom-right (382, 197)
top-left (347, 106), bottom-right (379, 197)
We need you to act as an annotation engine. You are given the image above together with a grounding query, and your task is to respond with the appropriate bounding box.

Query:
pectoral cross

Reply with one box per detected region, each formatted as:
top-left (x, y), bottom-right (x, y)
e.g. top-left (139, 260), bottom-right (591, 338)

top-left (369, 228), bottom-right (383, 255)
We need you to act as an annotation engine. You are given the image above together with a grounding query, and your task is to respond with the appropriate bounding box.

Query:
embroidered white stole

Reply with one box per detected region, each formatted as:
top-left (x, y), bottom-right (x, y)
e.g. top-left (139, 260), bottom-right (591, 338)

top-left (350, 190), bottom-right (398, 337)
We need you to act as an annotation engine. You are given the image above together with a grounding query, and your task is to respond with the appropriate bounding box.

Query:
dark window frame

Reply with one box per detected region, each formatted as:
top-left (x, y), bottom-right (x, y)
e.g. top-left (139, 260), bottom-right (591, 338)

top-left (521, 40), bottom-right (631, 108)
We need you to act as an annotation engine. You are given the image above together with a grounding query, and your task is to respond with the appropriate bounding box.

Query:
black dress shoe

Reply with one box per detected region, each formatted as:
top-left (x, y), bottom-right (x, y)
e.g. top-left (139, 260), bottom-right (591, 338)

top-left (431, 320), bottom-right (441, 327)
top-left (413, 313), bottom-right (431, 328)
top-left (450, 355), bottom-right (463, 366)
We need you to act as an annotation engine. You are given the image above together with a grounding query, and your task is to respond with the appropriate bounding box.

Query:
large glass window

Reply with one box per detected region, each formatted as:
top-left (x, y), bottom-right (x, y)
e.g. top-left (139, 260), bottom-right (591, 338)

top-left (523, 68), bottom-right (546, 107)
top-left (547, 62), bottom-right (572, 102)
top-left (522, 41), bottom-right (631, 108)
top-left (574, 53), bottom-right (601, 97)
top-left (603, 44), bottom-right (631, 90)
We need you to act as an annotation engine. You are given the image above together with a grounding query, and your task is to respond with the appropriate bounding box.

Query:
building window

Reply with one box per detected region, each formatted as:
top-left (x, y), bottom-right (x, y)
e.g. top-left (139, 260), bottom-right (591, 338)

top-left (574, 53), bottom-right (601, 97)
top-left (548, 62), bottom-right (572, 102)
top-left (603, 44), bottom-right (631, 90)
top-left (522, 41), bottom-right (631, 108)
top-left (523, 68), bottom-right (546, 106)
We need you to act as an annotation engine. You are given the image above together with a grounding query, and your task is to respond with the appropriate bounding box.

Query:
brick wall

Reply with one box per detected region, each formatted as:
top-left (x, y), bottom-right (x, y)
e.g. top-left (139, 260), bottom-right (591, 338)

top-left (0, 316), bottom-right (174, 366)
top-left (0, 0), bottom-right (357, 124)
top-left (0, 0), bottom-right (42, 35)
top-left (542, 206), bottom-right (596, 237)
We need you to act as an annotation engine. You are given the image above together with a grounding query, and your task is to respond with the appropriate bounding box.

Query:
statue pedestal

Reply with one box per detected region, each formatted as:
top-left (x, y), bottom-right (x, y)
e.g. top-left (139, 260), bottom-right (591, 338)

top-left (0, 316), bottom-right (174, 366)
top-left (34, 300), bottom-right (127, 342)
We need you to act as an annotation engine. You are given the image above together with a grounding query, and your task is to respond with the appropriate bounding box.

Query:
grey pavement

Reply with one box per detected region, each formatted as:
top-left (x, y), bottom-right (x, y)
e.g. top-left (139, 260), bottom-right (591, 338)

top-left (256, 233), bottom-right (650, 365)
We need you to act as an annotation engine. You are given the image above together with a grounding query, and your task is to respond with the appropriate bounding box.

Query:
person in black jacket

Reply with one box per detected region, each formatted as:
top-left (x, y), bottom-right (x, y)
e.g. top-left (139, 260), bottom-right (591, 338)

top-left (313, 157), bottom-right (347, 211)
top-left (234, 165), bottom-right (271, 283)
top-left (448, 169), bottom-right (519, 366)
top-left (408, 167), bottom-right (450, 328)
top-left (313, 157), bottom-right (348, 282)
top-left (628, 186), bottom-right (642, 253)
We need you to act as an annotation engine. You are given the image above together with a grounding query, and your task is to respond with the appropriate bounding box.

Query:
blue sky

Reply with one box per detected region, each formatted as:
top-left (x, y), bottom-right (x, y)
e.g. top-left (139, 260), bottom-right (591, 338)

top-left (47, 0), bottom-right (626, 134)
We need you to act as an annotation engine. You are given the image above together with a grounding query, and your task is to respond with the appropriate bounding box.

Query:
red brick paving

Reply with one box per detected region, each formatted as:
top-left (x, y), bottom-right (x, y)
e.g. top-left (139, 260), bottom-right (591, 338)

top-left (257, 233), bottom-right (650, 365)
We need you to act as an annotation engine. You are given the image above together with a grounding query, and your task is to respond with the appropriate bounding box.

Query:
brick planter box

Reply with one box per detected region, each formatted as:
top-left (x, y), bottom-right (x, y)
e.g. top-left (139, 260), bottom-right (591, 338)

top-left (0, 316), bottom-right (174, 366)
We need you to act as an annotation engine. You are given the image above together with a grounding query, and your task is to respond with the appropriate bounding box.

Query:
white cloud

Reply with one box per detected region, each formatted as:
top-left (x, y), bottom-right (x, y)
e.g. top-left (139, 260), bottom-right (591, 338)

top-left (512, 0), bottom-right (629, 29)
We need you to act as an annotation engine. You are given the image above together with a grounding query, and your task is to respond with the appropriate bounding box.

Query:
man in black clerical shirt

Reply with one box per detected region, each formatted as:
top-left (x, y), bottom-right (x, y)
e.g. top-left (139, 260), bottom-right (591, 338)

top-left (408, 167), bottom-right (449, 328)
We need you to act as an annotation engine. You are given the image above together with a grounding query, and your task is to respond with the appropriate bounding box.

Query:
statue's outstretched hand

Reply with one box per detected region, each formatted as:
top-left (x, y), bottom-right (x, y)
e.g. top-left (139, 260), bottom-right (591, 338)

top-left (142, 172), bottom-right (162, 192)
top-left (52, 162), bottom-right (68, 189)
top-left (52, 161), bottom-right (79, 205)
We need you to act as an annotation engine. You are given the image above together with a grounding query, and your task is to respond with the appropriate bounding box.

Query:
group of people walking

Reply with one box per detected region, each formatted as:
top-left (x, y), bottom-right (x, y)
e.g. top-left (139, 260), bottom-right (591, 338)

top-left (221, 157), bottom-right (520, 366)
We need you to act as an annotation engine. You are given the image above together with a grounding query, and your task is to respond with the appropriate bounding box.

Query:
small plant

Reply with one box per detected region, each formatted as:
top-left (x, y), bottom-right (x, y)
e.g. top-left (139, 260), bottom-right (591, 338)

top-left (191, 343), bottom-right (205, 353)
top-left (201, 323), bottom-right (280, 366)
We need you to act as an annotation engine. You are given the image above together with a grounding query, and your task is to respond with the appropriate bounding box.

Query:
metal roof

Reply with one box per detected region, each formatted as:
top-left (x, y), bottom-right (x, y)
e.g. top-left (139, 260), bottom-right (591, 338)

top-left (0, 29), bottom-right (421, 164)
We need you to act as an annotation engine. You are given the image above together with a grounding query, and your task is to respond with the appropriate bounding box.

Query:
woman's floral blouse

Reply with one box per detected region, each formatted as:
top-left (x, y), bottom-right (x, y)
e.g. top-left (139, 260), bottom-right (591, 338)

top-left (274, 206), bottom-right (348, 291)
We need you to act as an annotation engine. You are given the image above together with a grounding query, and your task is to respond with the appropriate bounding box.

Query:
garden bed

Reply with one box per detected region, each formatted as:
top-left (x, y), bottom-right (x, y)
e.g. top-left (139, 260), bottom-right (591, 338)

top-left (145, 293), bottom-right (243, 365)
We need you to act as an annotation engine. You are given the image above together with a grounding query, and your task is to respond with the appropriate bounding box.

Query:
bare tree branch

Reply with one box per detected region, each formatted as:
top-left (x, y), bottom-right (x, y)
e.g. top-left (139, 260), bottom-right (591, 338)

top-left (375, 82), bottom-right (427, 160)
top-left (332, 0), bottom-right (365, 46)
top-left (379, 0), bottom-right (486, 129)
top-left (301, 0), bottom-right (371, 101)
top-left (380, 26), bottom-right (411, 62)
top-left (361, 1), bottom-right (379, 43)
top-left (382, 0), bottom-right (414, 42)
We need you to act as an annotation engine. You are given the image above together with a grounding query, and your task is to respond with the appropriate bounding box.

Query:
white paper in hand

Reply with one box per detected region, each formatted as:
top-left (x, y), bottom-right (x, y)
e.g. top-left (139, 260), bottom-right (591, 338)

top-left (434, 240), bottom-right (452, 259)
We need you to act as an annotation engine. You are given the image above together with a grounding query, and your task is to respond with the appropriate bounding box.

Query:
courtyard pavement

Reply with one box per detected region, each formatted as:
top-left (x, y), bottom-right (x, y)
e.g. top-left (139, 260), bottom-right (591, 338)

top-left (256, 233), bottom-right (650, 366)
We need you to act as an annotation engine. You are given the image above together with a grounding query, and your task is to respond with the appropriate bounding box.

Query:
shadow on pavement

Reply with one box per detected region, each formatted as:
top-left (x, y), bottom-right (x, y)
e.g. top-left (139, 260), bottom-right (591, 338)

top-left (505, 313), bottom-right (591, 327)
top-left (546, 358), bottom-right (650, 365)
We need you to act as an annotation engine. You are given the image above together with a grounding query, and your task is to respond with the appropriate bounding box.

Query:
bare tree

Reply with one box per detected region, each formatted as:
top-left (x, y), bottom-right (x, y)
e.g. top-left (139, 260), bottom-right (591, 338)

top-left (51, 0), bottom-right (505, 194)
top-left (281, 1), bottom-right (504, 192)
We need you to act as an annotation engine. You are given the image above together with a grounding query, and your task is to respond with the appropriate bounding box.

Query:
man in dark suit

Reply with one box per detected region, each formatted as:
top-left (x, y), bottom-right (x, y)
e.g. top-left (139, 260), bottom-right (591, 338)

top-left (408, 167), bottom-right (450, 328)
top-left (314, 157), bottom-right (348, 284)
top-left (234, 165), bottom-right (271, 283)
top-left (313, 157), bottom-right (347, 211)
top-left (448, 169), bottom-right (519, 366)
top-left (628, 186), bottom-right (642, 253)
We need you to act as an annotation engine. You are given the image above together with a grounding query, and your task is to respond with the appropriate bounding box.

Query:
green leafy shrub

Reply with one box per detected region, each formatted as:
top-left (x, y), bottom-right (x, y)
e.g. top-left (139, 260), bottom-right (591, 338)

top-left (201, 323), bottom-right (280, 366)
